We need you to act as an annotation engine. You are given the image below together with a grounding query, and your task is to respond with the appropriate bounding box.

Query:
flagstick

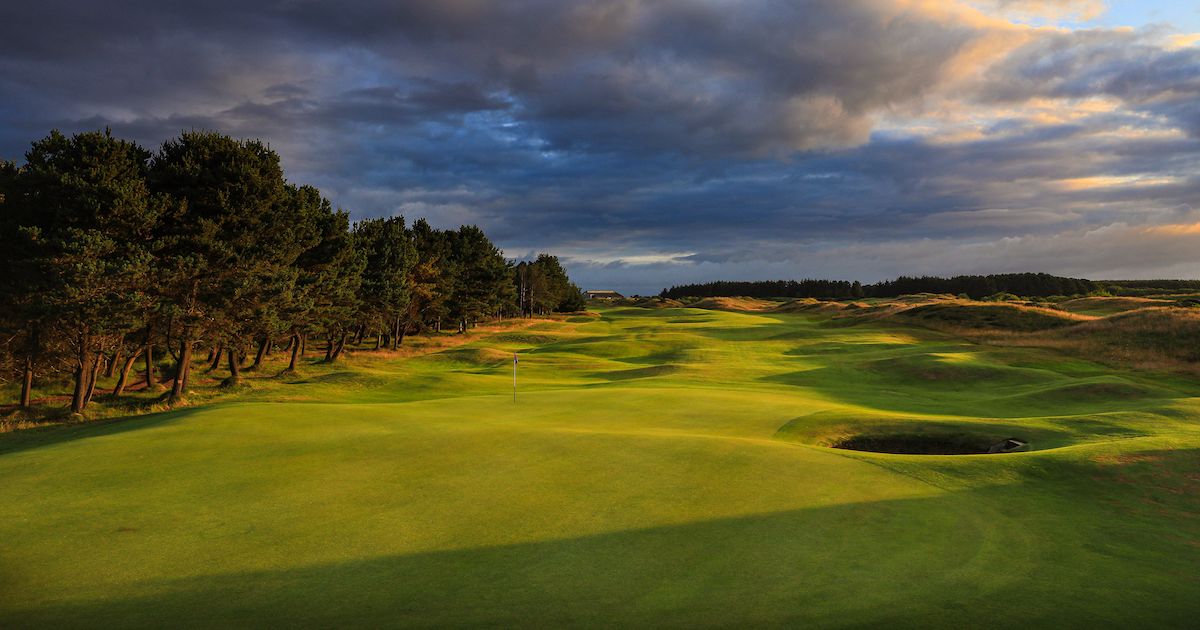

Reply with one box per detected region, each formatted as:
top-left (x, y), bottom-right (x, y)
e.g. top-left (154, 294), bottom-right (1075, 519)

top-left (513, 353), bottom-right (517, 403)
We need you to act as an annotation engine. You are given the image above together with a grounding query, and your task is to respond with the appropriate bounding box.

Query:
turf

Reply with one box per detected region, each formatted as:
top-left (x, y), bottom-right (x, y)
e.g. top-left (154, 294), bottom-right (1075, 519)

top-left (2, 306), bottom-right (1199, 627)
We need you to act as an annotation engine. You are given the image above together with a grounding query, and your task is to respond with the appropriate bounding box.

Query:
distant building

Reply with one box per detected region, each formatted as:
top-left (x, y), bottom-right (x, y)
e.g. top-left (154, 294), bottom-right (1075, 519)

top-left (585, 290), bottom-right (624, 300)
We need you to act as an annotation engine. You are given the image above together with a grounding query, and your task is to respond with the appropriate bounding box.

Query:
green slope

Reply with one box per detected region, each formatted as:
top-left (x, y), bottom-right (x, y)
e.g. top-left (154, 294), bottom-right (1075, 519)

top-left (2, 306), bottom-right (1199, 627)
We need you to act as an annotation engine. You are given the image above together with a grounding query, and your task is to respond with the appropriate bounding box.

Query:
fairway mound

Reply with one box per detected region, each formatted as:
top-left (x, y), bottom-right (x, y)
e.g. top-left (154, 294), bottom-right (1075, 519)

top-left (772, 298), bottom-right (857, 314)
top-left (890, 293), bottom-right (958, 304)
top-left (1058, 296), bottom-right (1173, 315)
top-left (893, 302), bottom-right (1088, 332)
top-left (1003, 308), bottom-right (1200, 369)
top-left (862, 354), bottom-right (1030, 385)
top-left (1012, 381), bottom-right (1160, 405)
top-left (832, 432), bottom-right (1028, 455)
top-left (487, 332), bottom-right (559, 345)
top-left (633, 297), bottom-right (684, 308)
top-left (590, 364), bottom-right (681, 381)
top-left (1065, 307), bottom-right (1200, 340)
top-left (430, 347), bottom-right (513, 367)
top-left (690, 296), bottom-right (775, 311)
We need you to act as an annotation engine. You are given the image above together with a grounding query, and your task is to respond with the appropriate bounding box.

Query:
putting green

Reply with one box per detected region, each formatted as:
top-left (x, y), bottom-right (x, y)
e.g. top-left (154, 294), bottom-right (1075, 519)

top-left (2, 306), bottom-right (1199, 627)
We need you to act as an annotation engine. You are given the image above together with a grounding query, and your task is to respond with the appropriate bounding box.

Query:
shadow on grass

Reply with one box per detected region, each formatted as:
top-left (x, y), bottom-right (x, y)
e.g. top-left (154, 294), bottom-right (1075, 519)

top-left (6, 481), bottom-right (1199, 628)
top-left (0, 406), bottom-right (209, 456)
top-left (587, 364), bottom-right (681, 381)
top-left (761, 358), bottom-right (1184, 418)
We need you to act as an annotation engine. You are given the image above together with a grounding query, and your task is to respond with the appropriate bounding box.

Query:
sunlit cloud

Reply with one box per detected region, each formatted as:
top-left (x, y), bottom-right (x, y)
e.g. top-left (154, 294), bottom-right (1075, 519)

top-left (966, 0), bottom-right (1107, 23)
top-left (1167, 33), bottom-right (1200, 50)
top-left (1052, 175), bottom-right (1184, 191)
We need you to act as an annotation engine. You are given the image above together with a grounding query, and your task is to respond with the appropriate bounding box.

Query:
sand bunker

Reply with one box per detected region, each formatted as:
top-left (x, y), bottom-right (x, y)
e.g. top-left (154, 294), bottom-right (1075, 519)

top-left (832, 433), bottom-right (1028, 455)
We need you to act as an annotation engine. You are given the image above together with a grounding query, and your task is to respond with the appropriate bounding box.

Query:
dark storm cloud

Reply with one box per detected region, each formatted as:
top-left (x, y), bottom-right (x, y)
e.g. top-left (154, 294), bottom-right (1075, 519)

top-left (2, 1), bottom-right (1200, 293)
top-left (0, 0), bottom-right (990, 155)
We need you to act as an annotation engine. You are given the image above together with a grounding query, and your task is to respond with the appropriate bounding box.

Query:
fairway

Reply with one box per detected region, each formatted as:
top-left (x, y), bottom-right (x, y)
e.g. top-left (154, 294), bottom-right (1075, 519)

top-left (3, 305), bottom-right (1199, 627)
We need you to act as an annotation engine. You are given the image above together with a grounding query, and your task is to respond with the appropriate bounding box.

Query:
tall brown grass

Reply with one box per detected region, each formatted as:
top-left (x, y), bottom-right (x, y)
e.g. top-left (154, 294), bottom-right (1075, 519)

top-left (964, 307), bottom-right (1200, 373)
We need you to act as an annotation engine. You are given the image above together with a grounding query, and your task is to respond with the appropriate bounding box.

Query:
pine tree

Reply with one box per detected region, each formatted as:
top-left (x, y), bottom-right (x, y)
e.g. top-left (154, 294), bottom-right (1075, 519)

top-left (150, 131), bottom-right (291, 396)
top-left (16, 130), bottom-right (157, 414)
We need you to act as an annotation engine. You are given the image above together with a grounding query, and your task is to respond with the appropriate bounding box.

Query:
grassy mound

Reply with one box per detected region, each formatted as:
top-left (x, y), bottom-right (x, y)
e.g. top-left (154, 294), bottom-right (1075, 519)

top-left (589, 364), bottom-right (681, 381)
top-left (487, 332), bottom-right (559, 345)
top-left (771, 298), bottom-right (862, 314)
top-left (428, 347), bottom-right (514, 367)
top-left (862, 354), bottom-right (1037, 385)
top-left (689, 296), bottom-right (776, 311)
top-left (625, 297), bottom-right (684, 308)
top-left (999, 307), bottom-right (1200, 370)
top-left (894, 301), bottom-right (1089, 331)
top-left (884, 293), bottom-right (958, 304)
top-left (999, 380), bottom-right (1165, 410)
top-left (1058, 296), bottom-right (1173, 316)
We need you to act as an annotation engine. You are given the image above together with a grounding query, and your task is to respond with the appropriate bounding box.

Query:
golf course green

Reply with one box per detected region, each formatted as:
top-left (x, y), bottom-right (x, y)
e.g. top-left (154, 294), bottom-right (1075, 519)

top-left (3, 304), bottom-right (1199, 627)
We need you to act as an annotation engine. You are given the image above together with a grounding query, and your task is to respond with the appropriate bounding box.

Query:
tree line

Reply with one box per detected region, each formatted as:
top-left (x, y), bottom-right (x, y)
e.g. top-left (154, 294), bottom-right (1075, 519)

top-left (0, 129), bottom-right (583, 415)
top-left (660, 279), bottom-right (865, 300)
top-left (1100, 280), bottom-right (1200, 296)
top-left (661, 273), bottom-right (1101, 301)
top-left (867, 273), bottom-right (1097, 299)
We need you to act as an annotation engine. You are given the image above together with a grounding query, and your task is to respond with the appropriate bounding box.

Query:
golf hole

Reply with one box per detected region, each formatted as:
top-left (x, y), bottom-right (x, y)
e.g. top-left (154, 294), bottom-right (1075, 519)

top-left (832, 434), bottom-right (1028, 455)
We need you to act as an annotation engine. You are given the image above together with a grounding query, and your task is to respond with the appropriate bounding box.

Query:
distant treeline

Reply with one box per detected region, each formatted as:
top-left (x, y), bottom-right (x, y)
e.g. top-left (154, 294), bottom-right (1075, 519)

top-left (0, 129), bottom-right (584, 415)
top-left (661, 273), bottom-right (1101, 300)
top-left (868, 273), bottom-right (1097, 299)
top-left (1101, 280), bottom-right (1200, 296)
top-left (660, 279), bottom-right (865, 300)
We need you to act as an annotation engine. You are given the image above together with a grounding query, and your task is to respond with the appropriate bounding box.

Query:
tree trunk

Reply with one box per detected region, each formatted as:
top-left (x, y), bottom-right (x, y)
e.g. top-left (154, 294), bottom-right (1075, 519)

top-left (169, 336), bottom-right (193, 404)
top-left (223, 347), bottom-right (241, 386)
top-left (20, 354), bottom-right (34, 409)
top-left (300, 333), bottom-right (306, 355)
top-left (19, 324), bottom-right (38, 409)
top-left (397, 319), bottom-right (407, 347)
top-left (285, 333), bottom-right (301, 373)
top-left (250, 335), bottom-right (269, 370)
top-left (82, 351), bottom-right (103, 409)
top-left (324, 333), bottom-right (335, 362)
top-left (112, 347), bottom-right (142, 398)
top-left (207, 343), bottom-right (224, 371)
top-left (70, 328), bottom-right (92, 415)
top-left (330, 331), bottom-right (348, 362)
top-left (144, 341), bottom-right (158, 390)
top-left (354, 323), bottom-right (365, 345)
top-left (283, 335), bottom-right (295, 354)
top-left (105, 348), bottom-right (122, 378)
top-left (182, 344), bottom-right (194, 390)
top-left (374, 332), bottom-right (382, 350)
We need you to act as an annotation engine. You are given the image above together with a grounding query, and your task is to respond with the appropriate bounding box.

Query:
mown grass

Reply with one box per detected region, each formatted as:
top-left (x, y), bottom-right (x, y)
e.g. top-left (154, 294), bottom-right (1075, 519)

top-left (1, 304), bottom-right (1199, 627)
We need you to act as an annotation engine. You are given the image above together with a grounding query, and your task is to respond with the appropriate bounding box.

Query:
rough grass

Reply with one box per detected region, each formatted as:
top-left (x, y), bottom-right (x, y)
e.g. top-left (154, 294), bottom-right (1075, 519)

top-left (2, 304), bottom-right (1200, 627)
top-left (772, 297), bottom-right (863, 314)
top-left (689, 296), bottom-right (777, 311)
top-left (974, 307), bottom-right (1200, 372)
top-left (893, 301), bottom-right (1091, 331)
top-left (1059, 296), bottom-right (1174, 316)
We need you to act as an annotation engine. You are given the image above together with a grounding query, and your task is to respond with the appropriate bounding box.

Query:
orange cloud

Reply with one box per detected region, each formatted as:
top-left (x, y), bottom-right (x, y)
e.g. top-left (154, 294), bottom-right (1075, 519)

top-left (1052, 176), bottom-right (1182, 191)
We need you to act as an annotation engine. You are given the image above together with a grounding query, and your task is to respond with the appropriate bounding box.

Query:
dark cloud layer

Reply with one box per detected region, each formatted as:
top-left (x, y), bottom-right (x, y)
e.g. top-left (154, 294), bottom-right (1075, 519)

top-left (2, 0), bottom-right (1199, 294)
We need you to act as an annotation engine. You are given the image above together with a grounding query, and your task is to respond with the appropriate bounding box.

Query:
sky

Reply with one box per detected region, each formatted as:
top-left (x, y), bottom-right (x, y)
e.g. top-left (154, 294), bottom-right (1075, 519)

top-left (1, 1), bottom-right (1199, 295)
